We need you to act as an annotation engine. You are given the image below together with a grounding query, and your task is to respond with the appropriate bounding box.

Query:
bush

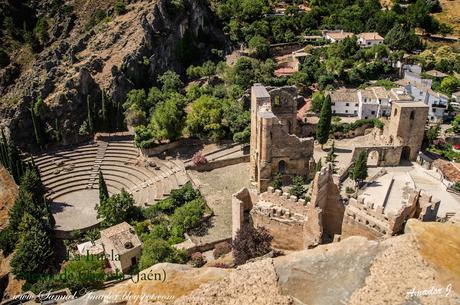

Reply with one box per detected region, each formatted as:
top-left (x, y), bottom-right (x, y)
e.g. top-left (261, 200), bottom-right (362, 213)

top-left (139, 238), bottom-right (188, 269)
top-left (213, 242), bottom-right (232, 259)
top-left (190, 252), bottom-right (206, 267)
top-left (192, 151), bottom-right (208, 166)
top-left (233, 225), bottom-right (272, 266)
top-left (114, 1), bottom-right (127, 15)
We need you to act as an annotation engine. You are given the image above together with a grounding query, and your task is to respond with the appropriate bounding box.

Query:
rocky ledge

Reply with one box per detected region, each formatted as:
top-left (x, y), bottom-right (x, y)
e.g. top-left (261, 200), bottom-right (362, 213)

top-left (62, 219), bottom-right (460, 305)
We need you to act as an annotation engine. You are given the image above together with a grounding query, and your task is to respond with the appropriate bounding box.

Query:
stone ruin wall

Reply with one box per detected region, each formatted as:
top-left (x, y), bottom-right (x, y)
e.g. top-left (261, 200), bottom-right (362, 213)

top-left (309, 165), bottom-right (344, 242)
top-left (233, 164), bottom-right (345, 251)
top-left (344, 190), bottom-right (440, 237)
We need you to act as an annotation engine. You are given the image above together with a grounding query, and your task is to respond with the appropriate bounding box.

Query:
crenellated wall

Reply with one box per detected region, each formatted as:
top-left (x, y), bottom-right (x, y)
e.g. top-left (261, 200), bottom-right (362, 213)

top-left (234, 163), bottom-right (344, 250)
top-left (344, 190), bottom-right (440, 237)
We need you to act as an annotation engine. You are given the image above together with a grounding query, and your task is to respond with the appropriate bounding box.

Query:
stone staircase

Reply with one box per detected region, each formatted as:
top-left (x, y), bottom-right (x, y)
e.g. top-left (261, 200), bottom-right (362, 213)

top-left (87, 141), bottom-right (108, 189)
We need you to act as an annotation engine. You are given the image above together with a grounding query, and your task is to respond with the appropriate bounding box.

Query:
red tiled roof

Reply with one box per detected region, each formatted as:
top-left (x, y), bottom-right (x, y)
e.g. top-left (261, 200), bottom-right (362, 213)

top-left (433, 159), bottom-right (460, 183)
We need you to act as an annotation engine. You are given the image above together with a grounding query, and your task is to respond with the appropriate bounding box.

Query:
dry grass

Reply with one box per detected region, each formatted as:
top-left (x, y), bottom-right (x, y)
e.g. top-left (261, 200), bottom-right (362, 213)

top-left (0, 166), bottom-right (18, 229)
top-left (433, 0), bottom-right (460, 36)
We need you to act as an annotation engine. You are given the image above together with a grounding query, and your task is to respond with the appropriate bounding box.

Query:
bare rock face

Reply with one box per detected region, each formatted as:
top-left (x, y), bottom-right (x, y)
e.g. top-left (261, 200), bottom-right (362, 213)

top-left (73, 220), bottom-right (460, 305)
top-left (0, 0), bottom-right (226, 148)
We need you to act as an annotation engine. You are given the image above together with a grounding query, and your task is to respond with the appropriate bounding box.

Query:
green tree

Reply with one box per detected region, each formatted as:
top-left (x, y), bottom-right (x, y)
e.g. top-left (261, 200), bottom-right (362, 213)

top-left (248, 35), bottom-right (270, 59)
top-left (98, 171), bottom-right (109, 204)
top-left (352, 151), bottom-right (368, 183)
top-left (186, 95), bottom-right (227, 141)
top-left (439, 76), bottom-right (460, 96)
top-left (11, 213), bottom-right (55, 280)
top-left (311, 92), bottom-right (325, 113)
top-left (425, 124), bottom-right (440, 145)
top-left (289, 176), bottom-right (307, 199)
top-left (315, 158), bottom-right (322, 172)
top-left (149, 95), bottom-right (184, 141)
top-left (384, 24), bottom-right (421, 52)
top-left (96, 189), bottom-right (138, 227)
top-left (158, 71), bottom-right (183, 93)
top-left (316, 94), bottom-right (332, 149)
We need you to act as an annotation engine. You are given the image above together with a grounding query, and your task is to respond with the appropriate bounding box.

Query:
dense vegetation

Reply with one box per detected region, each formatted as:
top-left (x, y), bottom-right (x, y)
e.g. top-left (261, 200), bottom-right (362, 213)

top-left (0, 168), bottom-right (56, 283)
top-left (213, 0), bottom-right (449, 47)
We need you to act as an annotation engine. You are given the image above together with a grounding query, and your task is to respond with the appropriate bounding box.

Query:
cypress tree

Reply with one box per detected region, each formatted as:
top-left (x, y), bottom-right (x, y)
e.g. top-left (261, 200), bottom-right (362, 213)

top-left (10, 213), bottom-right (55, 281)
top-left (87, 95), bottom-right (93, 134)
top-left (98, 171), bottom-right (109, 204)
top-left (352, 151), bottom-right (368, 183)
top-left (315, 158), bottom-right (322, 172)
top-left (316, 94), bottom-right (332, 149)
top-left (289, 176), bottom-right (307, 199)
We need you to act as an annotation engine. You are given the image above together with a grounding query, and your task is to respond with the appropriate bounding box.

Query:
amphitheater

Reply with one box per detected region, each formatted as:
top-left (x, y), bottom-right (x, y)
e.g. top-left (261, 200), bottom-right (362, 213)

top-left (32, 133), bottom-right (189, 233)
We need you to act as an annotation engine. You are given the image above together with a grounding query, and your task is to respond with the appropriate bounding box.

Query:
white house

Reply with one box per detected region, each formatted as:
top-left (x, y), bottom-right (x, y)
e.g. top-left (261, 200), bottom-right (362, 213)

top-left (330, 88), bottom-right (359, 116)
top-left (358, 32), bottom-right (384, 47)
top-left (402, 82), bottom-right (448, 123)
top-left (329, 86), bottom-right (411, 119)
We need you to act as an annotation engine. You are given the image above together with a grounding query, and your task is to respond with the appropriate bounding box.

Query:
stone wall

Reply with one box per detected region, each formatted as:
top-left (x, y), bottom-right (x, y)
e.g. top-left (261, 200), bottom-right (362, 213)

top-left (309, 164), bottom-right (344, 242)
top-left (234, 163), bottom-right (345, 250)
top-left (250, 84), bottom-right (315, 192)
top-left (344, 190), bottom-right (440, 237)
top-left (187, 155), bottom-right (250, 172)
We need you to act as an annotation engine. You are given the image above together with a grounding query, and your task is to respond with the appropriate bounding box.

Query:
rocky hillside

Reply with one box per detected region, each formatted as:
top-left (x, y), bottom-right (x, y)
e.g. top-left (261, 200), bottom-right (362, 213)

top-left (65, 219), bottom-right (460, 305)
top-left (0, 0), bottom-right (225, 148)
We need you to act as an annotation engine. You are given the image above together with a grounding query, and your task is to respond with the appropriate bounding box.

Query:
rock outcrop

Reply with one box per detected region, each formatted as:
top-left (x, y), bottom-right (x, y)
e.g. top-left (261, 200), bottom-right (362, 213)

top-left (63, 219), bottom-right (460, 305)
top-left (0, 0), bottom-right (225, 148)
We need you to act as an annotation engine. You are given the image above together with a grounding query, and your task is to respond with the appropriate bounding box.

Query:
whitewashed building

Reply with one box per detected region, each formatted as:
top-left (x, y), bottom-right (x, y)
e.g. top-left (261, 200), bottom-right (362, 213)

top-left (401, 82), bottom-right (448, 123)
top-left (330, 89), bottom-right (359, 116)
top-left (358, 32), bottom-right (384, 47)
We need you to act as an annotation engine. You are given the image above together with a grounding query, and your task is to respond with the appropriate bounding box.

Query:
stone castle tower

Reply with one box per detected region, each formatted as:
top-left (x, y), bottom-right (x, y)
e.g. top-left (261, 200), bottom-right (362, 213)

top-left (250, 84), bottom-right (314, 192)
top-left (385, 101), bottom-right (429, 161)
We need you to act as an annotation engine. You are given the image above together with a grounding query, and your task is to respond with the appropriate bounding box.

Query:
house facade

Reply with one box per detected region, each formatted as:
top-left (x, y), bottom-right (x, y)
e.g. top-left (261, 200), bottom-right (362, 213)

top-left (358, 32), bottom-right (384, 47)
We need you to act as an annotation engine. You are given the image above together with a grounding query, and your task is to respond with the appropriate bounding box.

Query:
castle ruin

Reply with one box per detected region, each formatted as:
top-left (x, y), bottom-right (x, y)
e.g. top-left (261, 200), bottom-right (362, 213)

top-left (233, 164), bottom-right (343, 250)
top-left (250, 84), bottom-right (315, 192)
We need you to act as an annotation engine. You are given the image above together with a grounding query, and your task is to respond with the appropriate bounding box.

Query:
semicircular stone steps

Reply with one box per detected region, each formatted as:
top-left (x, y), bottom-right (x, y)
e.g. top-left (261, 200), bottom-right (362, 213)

top-left (33, 137), bottom-right (190, 207)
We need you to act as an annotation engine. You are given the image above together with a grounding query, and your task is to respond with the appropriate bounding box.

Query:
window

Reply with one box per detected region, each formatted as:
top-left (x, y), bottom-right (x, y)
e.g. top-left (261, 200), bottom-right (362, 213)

top-left (355, 103), bottom-right (358, 107)
top-left (410, 110), bottom-right (415, 120)
top-left (278, 160), bottom-right (286, 174)
top-left (332, 102), bottom-right (336, 105)
top-left (354, 110), bottom-right (357, 114)
top-left (394, 108), bottom-right (398, 116)
top-left (346, 103), bottom-right (349, 106)
top-left (371, 111), bottom-right (376, 115)
top-left (333, 110), bottom-right (336, 114)
top-left (345, 110), bottom-right (348, 113)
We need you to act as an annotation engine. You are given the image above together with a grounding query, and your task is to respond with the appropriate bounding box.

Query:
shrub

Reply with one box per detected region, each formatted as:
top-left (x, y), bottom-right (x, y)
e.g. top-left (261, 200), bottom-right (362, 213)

top-left (271, 173), bottom-right (283, 190)
top-left (452, 182), bottom-right (460, 192)
top-left (114, 1), bottom-right (127, 15)
top-left (139, 238), bottom-right (188, 269)
top-left (213, 241), bottom-right (232, 259)
top-left (345, 186), bottom-right (354, 194)
top-left (233, 225), bottom-right (272, 266)
top-left (192, 151), bottom-right (208, 166)
top-left (190, 252), bottom-right (206, 267)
